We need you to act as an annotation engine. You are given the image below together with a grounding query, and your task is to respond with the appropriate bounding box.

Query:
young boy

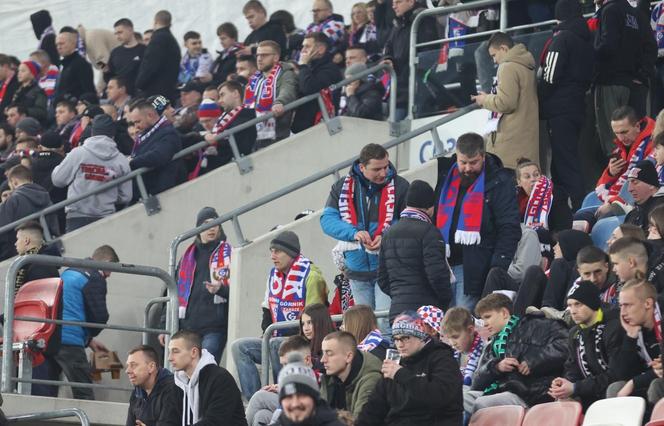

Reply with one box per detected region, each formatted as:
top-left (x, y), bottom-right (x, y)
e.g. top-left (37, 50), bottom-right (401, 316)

top-left (576, 246), bottom-right (620, 306)
top-left (465, 294), bottom-right (568, 415)
top-left (442, 307), bottom-right (485, 387)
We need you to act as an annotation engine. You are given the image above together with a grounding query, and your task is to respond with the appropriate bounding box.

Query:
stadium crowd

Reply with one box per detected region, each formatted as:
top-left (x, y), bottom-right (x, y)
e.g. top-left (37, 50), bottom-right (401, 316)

top-left (6, 0), bottom-right (664, 424)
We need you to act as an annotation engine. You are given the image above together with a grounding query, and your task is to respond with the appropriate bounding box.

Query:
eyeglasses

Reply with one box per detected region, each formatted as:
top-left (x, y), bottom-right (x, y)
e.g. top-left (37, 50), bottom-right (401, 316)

top-left (392, 336), bottom-right (412, 344)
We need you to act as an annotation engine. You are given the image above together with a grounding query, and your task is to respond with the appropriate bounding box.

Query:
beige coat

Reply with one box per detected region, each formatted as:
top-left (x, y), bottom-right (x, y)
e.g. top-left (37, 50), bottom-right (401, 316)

top-left (482, 43), bottom-right (539, 170)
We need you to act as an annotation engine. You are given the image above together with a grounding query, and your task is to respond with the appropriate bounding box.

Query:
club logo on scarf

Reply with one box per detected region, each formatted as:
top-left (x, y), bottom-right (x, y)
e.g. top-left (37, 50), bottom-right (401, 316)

top-left (524, 176), bottom-right (553, 230)
top-left (268, 255), bottom-right (312, 335)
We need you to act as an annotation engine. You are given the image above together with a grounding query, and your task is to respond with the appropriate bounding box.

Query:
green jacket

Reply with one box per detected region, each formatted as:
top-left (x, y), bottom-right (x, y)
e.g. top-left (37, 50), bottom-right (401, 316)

top-left (320, 350), bottom-right (382, 418)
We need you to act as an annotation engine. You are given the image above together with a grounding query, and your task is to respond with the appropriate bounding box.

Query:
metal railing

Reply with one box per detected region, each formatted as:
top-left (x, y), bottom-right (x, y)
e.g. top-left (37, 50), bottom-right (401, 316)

top-left (7, 408), bottom-right (90, 425)
top-left (0, 63), bottom-right (398, 242)
top-left (167, 103), bottom-right (479, 278)
top-left (260, 310), bottom-right (389, 386)
top-left (1, 254), bottom-right (179, 394)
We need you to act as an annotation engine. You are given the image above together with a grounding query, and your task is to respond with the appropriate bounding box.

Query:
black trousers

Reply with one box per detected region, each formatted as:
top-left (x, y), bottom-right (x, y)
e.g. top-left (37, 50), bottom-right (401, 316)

top-left (547, 114), bottom-right (585, 210)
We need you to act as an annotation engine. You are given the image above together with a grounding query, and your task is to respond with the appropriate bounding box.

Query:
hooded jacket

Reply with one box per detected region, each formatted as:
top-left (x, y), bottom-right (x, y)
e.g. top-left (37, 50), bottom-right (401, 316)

top-left (356, 340), bottom-right (463, 426)
top-left (126, 368), bottom-right (177, 426)
top-left (624, 186), bottom-right (664, 232)
top-left (173, 349), bottom-right (247, 426)
top-left (52, 134), bottom-right (132, 218)
top-left (483, 43), bottom-right (539, 170)
top-left (320, 350), bottom-right (383, 418)
top-left (321, 161), bottom-right (409, 280)
top-left (30, 10), bottom-right (59, 66)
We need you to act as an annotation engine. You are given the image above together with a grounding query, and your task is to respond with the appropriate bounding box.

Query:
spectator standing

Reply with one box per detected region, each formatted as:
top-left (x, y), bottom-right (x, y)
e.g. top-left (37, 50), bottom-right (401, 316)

top-left (341, 63), bottom-right (385, 121)
top-left (54, 100), bottom-right (78, 144)
top-left (178, 31), bottom-right (213, 87)
top-left (270, 10), bottom-right (306, 61)
top-left (169, 330), bottom-right (247, 425)
top-left (538, 0), bottom-right (593, 209)
top-left (435, 132), bottom-right (521, 311)
top-left (211, 23), bottom-right (243, 86)
top-left (105, 18), bottom-right (145, 96)
top-left (348, 3), bottom-right (380, 60)
top-left (240, 1), bottom-right (288, 57)
top-left (29, 10), bottom-right (59, 66)
top-left (235, 55), bottom-right (258, 82)
top-left (291, 32), bottom-right (343, 134)
top-left (125, 345), bottom-right (177, 426)
top-left (356, 312), bottom-right (463, 425)
top-left (13, 221), bottom-right (60, 293)
top-left (51, 114), bottom-right (131, 232)
top-left (29, 49), bottom-right (59, 108)
top-left (11, 61), bottom-right (48, 125)
top-left (174, 82), bottom-right (202, 133)
top-left (0, 55), bottom-right (19, 122)
top-left (135, 10), bottom-right (181, 102)
top-left (244, 40), bottom-right (298, 147)
top-left (321, 144), bottom-right (408, 328)
top-left (128, 100), bottom-right (182, 200)
top-left (54, 30), bottom-right (96, 105)
top-left (31, 131), bottom-right (66, 232)
top-left (306, 0), bottom-right (347, 59)
top-left (594, 0), bottom-right (656, 155)
top-left (472, 32), bottom-right (539, 171)
top-left (378, 180), bottom-right (452, 323)
top-left (106, 77), bottom-right (131, 121)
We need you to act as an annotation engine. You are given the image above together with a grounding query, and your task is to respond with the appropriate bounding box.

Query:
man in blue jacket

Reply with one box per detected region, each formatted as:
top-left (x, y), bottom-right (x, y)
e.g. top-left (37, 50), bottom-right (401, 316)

top-left (435, 132), bottom-right (521, 311)
top-left (36, 245), bottom-right (119, 399)
top-left (321, 143), bottom-right (408, 328)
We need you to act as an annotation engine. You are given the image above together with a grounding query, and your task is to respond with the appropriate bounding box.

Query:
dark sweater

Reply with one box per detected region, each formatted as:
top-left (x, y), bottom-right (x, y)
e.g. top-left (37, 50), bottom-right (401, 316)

top-left (244, 21), bottom-right (288, 58)
top-left (104, 44), bottom-right (146, 95)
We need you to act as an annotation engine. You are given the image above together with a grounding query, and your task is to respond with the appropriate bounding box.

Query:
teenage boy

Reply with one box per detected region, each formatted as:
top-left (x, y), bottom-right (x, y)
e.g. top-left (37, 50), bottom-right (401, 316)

top-left (442, 307), bottom-right (485, 387)
top-left (609, 237), bottom-right (664, 293)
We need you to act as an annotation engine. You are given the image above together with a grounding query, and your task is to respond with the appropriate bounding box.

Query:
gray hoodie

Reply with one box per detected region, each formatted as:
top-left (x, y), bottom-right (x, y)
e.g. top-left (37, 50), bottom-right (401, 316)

top-left (51, 135), bottom-right (132, 218)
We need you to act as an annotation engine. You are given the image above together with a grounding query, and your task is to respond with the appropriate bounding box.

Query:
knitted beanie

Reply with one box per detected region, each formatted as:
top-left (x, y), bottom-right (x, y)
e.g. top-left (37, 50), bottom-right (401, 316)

top-left (278, 352), bottom-right (319, 401)
top-left (567, 280), bottom-right (601, 311)
top-left (392, 311), bottom-right (429, 340)
top-left (21, 60), bottom-right (42, 79)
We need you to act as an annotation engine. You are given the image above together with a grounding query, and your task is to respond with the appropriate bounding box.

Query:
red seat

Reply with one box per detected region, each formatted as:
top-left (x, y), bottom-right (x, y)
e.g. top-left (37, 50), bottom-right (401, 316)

top-left (523, 401), bottom-right (583, 426)
top-left (469, 405), bottom-right (525, 426)
top-left (647, 421), bottom-right (664, 426)
top-left (652, 399), bottom-right (664, 422)
top-left (13, 300), bottom-right (49, 341)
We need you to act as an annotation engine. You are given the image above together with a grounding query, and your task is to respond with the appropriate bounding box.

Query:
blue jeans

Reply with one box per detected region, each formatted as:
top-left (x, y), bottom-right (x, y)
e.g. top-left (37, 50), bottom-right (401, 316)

top-left (231, 336), bottom-right (283, 400)
top-left (349, 278), bottom-right (391, 335)
top-left (201, 331), bottom-right (227, 364)
top-left (450, 265), bottom-right (479, 313)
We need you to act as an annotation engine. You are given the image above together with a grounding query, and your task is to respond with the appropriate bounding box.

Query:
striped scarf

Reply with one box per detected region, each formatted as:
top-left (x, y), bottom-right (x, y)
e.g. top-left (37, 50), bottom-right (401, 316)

top-left (268, 255), bottom-right (312, 334)
top-left (339, 173), bottom-right (395, 239)
top-left (575, 310), bottom-right (608, 378)
top-left (524, 176), bottom-right (553, 230)
top-left (455, 331), bottom-right (484, 386)
top-left (636, 302), bottom-right (663, 363)
top-left (400, 207), bottom-right (431, 223)
top-left (484, 315), bottom-right (520, 395)
top-left (132, 115), bottom-right (168, 156)
top-left (244, 64), bottom-right (281, 140)
top-left (436, 162), bottom-right (485, 251)
top-left (357, 329), bottom-right (385, 352)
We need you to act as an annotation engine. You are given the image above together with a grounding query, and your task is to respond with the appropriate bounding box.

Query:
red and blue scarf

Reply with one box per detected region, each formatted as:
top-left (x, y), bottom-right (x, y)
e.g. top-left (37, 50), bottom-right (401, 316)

top-left (524, 176), bottom-right (553, 230)
top-left (244, 63), bottom-right (281, 113)
top-left (357, 329), bottom-right (385, 352)
top-left (177, 240), bottom-right (232, 318)
top-left (436, 162), bottom-right (485, 249)
top-left (268, 255), bottom-right (312, 334)
top-left (455, 331), bottom-right (484, 386)
top-left (400, 207), bottom-right (431, 223)
top-left (339, 174), bottom-right (395, 239)
top-left (132, 115), bottom-right (168, 156)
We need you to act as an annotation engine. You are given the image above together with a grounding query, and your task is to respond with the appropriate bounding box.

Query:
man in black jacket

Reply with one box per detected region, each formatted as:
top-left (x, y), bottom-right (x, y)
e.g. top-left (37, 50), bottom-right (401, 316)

top-left (135, 11), bottom-right (181, 103)
top-left (13, 221), bottom-right (60, 294)
top-left (125, 345), bottom-right (177, 426)
top-left (593, 0), bottom-right (656, 156)
top-left (548, 281), bottom-right (623, 409)
top-left (169, 330), bottom-right (247, 426)
top-left (466, 294), bottom-right (568, 414)
top-left (356, 311), bottom-right (463, 426)
top-left (239, 1), bottom-right (288, 58)
top-left (539, 0), bottom-right (594, 210)
top-left (30, 10), bottom-right (59, 67)
top-left (623, 160), bottom-right (664, 232)
top-left (378, 179), bottom-right (452, 323)
top-left (342, 63), bottom-right (385, 121)
top-left (291, 32), bottom-right (343, 134)
top-left (54, 30), bottom-right (96, 105)
top-left (32, 131), bottom-right (66, 233)
top-left (435, 132), bottom-right (521, 311)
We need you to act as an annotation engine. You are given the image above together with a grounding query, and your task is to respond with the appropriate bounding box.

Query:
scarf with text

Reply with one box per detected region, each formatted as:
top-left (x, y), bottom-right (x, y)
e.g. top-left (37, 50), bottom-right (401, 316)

top-left (437, 162), bottom-right (485, 250)
top-left (329, 273), bottom-right (354, 315)
top-left (338, 174), bottom-right (395, 239)
top-left (132, 115), bottom-right (168, 156)
top-left (244, 64), bottom-right (281, 139)
top-left (455, 331), bottom-right (484, 386)
top-left (0, 71), bottom-right (15, 105)
top-left (484, 315), bottom-right (520, 395)
top-left (636, 302), bottom-right (663, 363)
top-left (575, 310), bottom-right (609, 378)
top-left (357, 329), bottom-right (385, 352)
top-left (268, 255), bottom-right (312, 334)
top-left (524, 176), bottom-right (553, 230)
top-left (400, 207), bottom-right (432, 223)
top-left (177, 240), bottom-right (232, 318)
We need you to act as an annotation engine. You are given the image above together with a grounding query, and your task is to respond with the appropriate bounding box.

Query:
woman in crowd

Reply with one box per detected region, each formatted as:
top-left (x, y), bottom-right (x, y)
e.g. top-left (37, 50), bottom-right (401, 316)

top-left (11, 60), bottom-right (48, 125)
top-left (342, 304), bottom-right (390, 359)
top-left (348, 2), bottom-right (379, 60)
top-left (300, 303), bottom-right (336, 371)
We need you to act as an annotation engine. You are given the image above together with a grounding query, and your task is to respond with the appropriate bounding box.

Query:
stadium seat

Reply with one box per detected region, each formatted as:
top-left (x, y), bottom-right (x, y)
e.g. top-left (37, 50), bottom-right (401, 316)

top-left (583, 396), bottom-right (645, 426)
top-left (651, 398), bottom-right (664, 421)
top-left (522, 401), bottom-right (583, 426)
top-left (469, 405), bottom-right (525, 426)
top-left (647, 421), bottom-right (664, 426)
top-left (591, 215), bottom-right (624, 251)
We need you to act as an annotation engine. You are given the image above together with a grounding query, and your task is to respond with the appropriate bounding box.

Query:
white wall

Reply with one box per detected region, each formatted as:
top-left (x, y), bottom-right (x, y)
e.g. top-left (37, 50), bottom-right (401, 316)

top-left (1, 0), bottom-right (360, 61)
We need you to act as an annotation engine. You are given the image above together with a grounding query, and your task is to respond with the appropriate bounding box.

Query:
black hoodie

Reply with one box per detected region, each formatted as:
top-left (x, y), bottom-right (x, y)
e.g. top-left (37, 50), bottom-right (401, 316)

top-left (30, 10), bottom-right (59, 66)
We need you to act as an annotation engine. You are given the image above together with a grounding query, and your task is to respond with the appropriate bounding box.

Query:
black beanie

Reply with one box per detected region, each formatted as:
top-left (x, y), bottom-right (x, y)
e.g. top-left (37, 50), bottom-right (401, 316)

top-left (556, 229), bottom-right (592, 262)
top-left (555, 0), bottom-right (582, 21)
top-left (196, 207), bottom-right (219, 227)
top-left (567, 280), bottom-right (601, 311)
top-left (39, 131), bottom-right (63, 149)
top-left (406, 180), bottom-right (435, 209)
top-left (627, 160), bottom-right (660, 188)
top-left (91, 114), bottom-right (115, 137)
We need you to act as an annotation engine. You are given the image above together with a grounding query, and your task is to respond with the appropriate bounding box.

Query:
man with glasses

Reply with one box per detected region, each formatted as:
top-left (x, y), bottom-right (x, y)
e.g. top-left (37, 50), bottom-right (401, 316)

top-left (306, 0), bottom-right (346, 58)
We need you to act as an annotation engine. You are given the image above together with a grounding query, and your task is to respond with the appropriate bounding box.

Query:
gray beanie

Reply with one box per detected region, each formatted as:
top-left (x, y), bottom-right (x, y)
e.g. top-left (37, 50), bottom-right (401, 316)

top-left (278, 352), bottom-right (319, 401)
top-left (16, 117), bottom-right (41, 136)
top-left (270, 231), bottom-right (300, 258)
top-left (345, 63), bottom-right (368, 81)
top-left (91, 114), bottom-right (115, 137)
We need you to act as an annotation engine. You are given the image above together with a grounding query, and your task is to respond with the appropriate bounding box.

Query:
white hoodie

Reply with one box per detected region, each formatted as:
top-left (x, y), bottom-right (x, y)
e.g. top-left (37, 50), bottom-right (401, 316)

top-left (173, 349), bottom-right (217, 426)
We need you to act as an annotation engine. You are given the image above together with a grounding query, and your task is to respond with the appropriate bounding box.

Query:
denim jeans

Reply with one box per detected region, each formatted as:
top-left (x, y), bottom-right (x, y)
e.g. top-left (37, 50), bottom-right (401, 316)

top-left (349, 278), bottom-right (391, 334)
top-left (65, 216), bottom-right (102, 233)
top-left (450, 265), bottom-right (479, 313)
top-left (201, 331), bottom-right (227, 364)
top-left (231, 336), bottom-right (283, 400)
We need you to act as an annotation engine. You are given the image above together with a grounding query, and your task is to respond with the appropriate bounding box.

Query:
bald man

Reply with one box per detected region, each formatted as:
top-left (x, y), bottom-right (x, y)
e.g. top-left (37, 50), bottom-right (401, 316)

top-left (54, 30), bottom-right (95, 104)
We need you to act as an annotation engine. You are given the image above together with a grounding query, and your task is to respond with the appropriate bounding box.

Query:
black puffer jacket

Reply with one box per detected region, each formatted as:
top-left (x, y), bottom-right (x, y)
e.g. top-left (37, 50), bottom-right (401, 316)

top-left (126, 368), bottom-right (177, 426)
top-left (378, 214), bottom-right (451, 322)
top-left (356, 340), bottom-right (463, 426)
top-left (471, 313), bottom-right (569, 406)
top-left (625, 190), bottom-right (664, 233)
top-left (345, 80), bottom-right (385, 121)
top-left (565, 307), bottom-right (624, 408)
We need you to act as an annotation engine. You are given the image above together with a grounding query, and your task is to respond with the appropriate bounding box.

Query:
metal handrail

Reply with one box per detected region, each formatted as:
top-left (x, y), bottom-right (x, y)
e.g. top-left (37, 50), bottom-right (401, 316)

top-left (0, 63), bottom-right (397, 241)
top-left (7, 408), bottom-right (90, 425)
top-left (168, 103), bottom-right (480, 278)
top-left (260, 310), bottom-right (389, 386)
top-left (1, 254), bottom-right (179, 394)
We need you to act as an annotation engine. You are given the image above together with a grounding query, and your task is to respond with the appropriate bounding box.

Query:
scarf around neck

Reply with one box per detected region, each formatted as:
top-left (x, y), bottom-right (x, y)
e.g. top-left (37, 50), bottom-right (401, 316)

top-left (575, 309), bottom-right (609, 378)
top-left (338, 171), bottom-right (395, 240)
top-left (484, 315), bottom-right (519, 395)
top-left (400, 207), bottom-right (431, 223)
top-left (268, 255), bottom-right (312, 334)
top-left (455, 331), bottom-right (484, 386)
top-left (524, 175), bottom-right (553, 230)
top-left (637, 302), bottom-right (663, 364)
top-left (132, 115), bottom-right (168, 155)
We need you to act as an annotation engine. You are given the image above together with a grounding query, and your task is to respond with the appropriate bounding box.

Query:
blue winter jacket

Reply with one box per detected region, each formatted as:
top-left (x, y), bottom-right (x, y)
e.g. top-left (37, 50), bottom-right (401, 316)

top-left (60, 268), bottom-right (109, 347)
